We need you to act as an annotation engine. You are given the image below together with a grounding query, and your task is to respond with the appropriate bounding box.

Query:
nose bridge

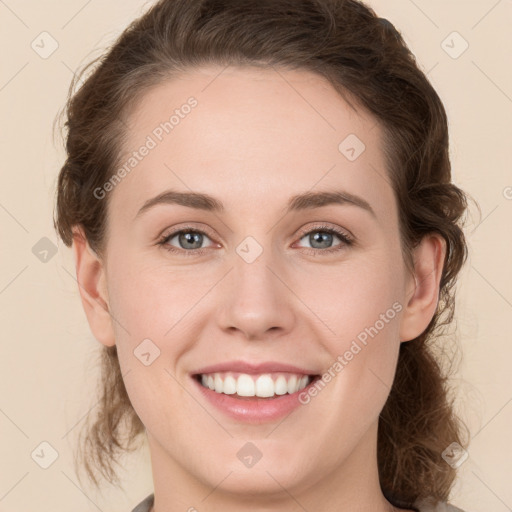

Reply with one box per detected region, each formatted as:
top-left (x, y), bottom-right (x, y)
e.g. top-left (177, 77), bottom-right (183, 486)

top-left (216, 235), bottom-right (296, 339)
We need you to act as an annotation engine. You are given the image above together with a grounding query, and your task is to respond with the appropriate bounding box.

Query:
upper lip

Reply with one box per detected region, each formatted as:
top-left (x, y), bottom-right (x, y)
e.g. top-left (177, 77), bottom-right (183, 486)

top-left (192, 360), bottom-right (319, 376)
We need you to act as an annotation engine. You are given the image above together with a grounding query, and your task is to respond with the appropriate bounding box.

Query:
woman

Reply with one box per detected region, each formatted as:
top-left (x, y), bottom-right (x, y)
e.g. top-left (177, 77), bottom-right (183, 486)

top-left (53, 0), bottom-right (475, 510)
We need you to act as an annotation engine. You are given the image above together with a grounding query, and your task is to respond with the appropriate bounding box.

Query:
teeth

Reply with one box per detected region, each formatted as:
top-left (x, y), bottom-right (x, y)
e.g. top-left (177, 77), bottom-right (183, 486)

top-left (274, 376), bottom-right (288, 395)
top-left (255, 374), bottom-right (274, 397)
top-left (237, 374), bottom-right (255, 396)
top-left (223, 375), bottom-right (237, 394)
top-left (287, 375), bottom-right (298, 394)
top-left (198, 372), bottom-right (312, 398)
top-left (214, 374), bottom-right (223, 393)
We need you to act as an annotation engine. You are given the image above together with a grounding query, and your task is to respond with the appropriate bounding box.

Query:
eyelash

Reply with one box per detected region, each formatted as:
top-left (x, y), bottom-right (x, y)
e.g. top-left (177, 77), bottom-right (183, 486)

top-left (156, 223), bottom-right (354, 258)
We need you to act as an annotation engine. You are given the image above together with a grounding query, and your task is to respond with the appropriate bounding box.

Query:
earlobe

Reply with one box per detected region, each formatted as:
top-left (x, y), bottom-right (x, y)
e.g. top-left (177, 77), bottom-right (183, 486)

top-left (72, 227), bottom-right (116, 347)
top-left (399, 234), bottom-right (446, 343)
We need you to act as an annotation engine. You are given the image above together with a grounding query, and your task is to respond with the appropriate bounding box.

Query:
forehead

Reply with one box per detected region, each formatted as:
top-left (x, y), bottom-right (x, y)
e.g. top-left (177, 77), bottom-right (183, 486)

top-left (109, 65), bottom-right (394, 225)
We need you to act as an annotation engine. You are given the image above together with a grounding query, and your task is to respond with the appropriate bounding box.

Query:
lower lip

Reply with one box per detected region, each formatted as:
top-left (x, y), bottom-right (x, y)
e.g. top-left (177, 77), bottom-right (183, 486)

top-left (192, 375), bottom-right (318, 423)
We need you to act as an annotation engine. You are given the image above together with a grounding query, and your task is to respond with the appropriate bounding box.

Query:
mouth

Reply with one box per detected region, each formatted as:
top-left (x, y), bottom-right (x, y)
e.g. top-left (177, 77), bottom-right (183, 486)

top-left (189, 360), bottom-right (323, 422)
top-left (192, 372), bottom-right (322, 400)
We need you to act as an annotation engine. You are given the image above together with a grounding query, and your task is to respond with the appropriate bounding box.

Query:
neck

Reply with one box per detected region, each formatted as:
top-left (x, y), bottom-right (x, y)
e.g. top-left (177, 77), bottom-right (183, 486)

top-left (147, 421), bottom-right (411, 512)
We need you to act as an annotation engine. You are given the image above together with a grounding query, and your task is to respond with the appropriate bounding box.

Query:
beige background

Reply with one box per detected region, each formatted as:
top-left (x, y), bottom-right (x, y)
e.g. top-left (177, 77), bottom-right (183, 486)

top-left (1, 0), bottom-right (511, 511)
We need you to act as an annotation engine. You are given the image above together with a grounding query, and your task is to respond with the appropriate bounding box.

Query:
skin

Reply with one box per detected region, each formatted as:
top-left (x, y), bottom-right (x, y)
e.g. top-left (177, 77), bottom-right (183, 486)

top-left (73, 65), bottom-right (445, 512)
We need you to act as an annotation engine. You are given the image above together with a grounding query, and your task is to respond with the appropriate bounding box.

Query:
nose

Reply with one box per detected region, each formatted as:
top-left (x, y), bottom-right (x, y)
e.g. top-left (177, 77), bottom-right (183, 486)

top-left (216, 249), bottom-right (297, 341)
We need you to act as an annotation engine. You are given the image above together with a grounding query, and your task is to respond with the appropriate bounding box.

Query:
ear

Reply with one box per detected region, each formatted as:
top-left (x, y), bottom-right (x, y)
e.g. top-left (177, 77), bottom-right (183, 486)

top-left (72, 227), bottom-right (115, 347)
top-left (399, 233), bottom-right (447, 343)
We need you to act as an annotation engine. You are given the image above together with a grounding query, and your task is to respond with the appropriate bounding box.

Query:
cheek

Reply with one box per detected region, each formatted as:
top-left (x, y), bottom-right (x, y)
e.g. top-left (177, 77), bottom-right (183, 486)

top-left (316, 312), bottom-right (401, 449)
top-left (106, 253), bottom-right (207, 340)
top-left (303, 254), bottom-right (404, 399)
top-left (293, 254), bottom-right (404, 342)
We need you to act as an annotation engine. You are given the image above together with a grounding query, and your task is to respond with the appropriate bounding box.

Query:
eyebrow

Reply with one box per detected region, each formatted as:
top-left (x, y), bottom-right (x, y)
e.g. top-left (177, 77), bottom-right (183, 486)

top-left (134, 188), bottom-right (376, 220)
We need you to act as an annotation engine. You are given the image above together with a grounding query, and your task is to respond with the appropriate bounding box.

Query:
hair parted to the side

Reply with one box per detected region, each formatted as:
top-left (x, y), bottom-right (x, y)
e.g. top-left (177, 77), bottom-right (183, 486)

top-left (53, 0), bottom-right (479, 507)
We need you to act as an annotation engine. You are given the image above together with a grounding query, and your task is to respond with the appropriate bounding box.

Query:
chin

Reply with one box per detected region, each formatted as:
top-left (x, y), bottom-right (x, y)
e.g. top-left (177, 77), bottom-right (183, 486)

top-left (200, 449), bottom-right (314, 498)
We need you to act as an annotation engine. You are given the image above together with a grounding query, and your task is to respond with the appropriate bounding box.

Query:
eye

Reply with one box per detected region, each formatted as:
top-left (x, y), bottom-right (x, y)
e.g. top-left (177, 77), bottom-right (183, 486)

top-left (294, 224), bottom-right (354, 255)
top-left (157, 225), bottom-right (217, 257)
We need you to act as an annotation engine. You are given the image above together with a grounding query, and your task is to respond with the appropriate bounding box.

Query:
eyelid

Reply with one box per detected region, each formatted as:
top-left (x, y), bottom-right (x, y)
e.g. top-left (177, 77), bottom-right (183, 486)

top-left (295, 222), bottom-right (354, 241)
top-left (158, 221), bottom-right (352, 242)
top-left (158, 222), bottom-right (218, 243)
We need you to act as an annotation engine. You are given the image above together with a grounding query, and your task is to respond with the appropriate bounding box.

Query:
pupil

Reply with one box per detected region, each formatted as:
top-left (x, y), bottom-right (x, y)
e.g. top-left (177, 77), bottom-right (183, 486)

top-left (311, 232), bottom-right (332, 249)
top-left (180, 231), bottom-right (202, 249)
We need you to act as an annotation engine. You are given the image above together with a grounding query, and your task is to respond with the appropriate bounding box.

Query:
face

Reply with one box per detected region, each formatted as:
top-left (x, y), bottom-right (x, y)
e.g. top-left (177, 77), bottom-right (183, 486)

top-left (77, 65), bottom-right (442, 504)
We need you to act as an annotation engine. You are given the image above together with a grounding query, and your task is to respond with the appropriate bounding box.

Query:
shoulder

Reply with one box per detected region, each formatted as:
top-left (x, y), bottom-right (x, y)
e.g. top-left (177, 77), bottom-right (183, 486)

top-left (131, 493), bottom-right (154, 512)
top-left (414, 497), bottom-right (467, 512)
top-left (130, 494), bottom-right (467, 512)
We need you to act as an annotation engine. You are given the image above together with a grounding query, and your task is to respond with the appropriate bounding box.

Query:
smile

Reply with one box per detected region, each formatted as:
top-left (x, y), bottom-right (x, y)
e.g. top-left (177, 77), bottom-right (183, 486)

top-left (191, 371), bottom-right (322, 423)
top-left (195, 372), bottom-right (314, 398)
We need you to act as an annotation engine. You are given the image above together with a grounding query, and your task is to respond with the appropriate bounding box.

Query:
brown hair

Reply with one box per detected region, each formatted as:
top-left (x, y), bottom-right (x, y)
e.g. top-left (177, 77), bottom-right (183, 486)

top-left (53, 0), bottom-right (478, 507)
